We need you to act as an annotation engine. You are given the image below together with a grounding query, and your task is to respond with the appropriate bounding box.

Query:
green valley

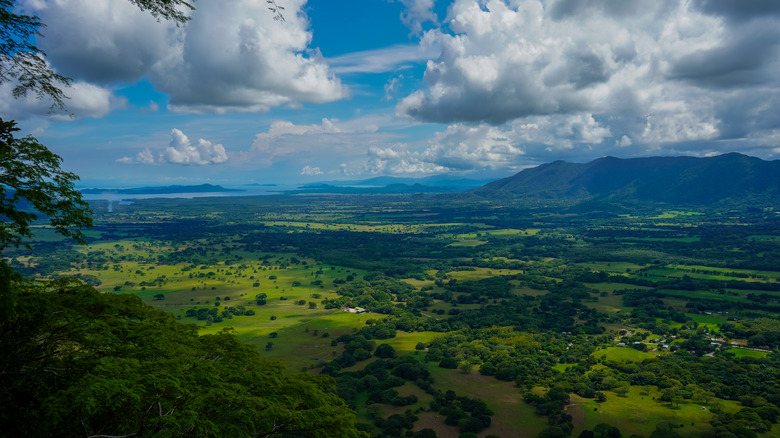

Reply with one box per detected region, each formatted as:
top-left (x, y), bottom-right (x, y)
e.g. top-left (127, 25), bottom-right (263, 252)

top-left (4, 192), bottom-right (780, 438)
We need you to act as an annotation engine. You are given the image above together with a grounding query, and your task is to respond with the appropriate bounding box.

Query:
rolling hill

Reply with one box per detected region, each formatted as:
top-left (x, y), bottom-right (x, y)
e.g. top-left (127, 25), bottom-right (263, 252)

top-left (470, 153), bottom-right (780, 205)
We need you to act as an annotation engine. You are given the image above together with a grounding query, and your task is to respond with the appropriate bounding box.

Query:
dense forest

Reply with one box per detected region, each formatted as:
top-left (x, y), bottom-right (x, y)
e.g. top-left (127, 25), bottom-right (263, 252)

top-left (3, 190), bottom-right (779, 437)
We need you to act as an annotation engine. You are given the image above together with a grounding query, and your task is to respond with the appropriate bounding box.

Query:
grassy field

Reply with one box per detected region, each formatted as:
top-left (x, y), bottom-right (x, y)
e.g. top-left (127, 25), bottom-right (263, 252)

top-left (17, 201), bottom-right (780, 438)
top-left (447, 267), bottom-right (524, 281)
top-left (726, 348), bottom-right (769, 359)
top-left (426, 366), bottom-right (549, 438)
top-left (577, 262), bottom-right (646, 273)
top-left (200, 308), bottom-right (366, 371)
top-left (592, 346), bottom-right (655, 363)
top-left (571, 386), bottom-right (736, 437)
top-left (582, 282), bottom-right (657, 315)
top-left (446, 239), bottom-right (487, 247)
top-left (668, 264), bottom-right (780, 281)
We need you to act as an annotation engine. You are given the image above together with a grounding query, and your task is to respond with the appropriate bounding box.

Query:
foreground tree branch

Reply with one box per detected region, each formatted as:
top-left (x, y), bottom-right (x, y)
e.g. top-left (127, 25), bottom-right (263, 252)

top-left (0, 118), bottom-right (93, 249)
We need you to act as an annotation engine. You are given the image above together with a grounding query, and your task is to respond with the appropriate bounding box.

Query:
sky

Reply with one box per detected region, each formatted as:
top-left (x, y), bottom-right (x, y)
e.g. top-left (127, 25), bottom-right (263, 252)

top-left (6, 0), bottom-right (780, 187)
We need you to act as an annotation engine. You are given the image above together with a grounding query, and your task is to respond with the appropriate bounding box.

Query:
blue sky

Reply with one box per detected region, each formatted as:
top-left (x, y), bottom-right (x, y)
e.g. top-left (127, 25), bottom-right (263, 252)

top-left (6, 0), bottom-right (780, 187)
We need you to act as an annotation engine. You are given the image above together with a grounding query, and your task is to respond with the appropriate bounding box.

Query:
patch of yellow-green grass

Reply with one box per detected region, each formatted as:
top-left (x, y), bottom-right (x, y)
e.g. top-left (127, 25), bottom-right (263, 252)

top-left (621, 236), bottom-right (701, 243)
top-left (428, 298), bottom-right (482, 315)
top-left (258, 221), bottom-right (425, 235)
top-left (663, 269), bottom-right (774, 283)
top-left (25, 225), bottom-right (99, 242)
top-left (586, 282), bottom-right (652, 293)
top-left (401, 278), bottom-right (434, 289)
top-left (659, 288), bottom-right (751, 305)
top-left (582, 290), bottom-right (630, 315)
top-left (511, 285), bottom-right (548, 297)
top-left (339, 357), bottom-right (380, 374)
top-left (491, 228), bottom-right (541, 236)
top-left (592, 346), bottom-right (654, 363)
top-left (571, 386), bottom-right (736, 438)
top-left (380, 382), bottom-right (434, 418)
top-left (412, 412), bottom-right (461, 438)
top-left (577, 262), bottom-right (646, 274)
top-left (353, 392), bottom-right (373, 425)
top-left (553, 363), bottom-right (577, 373)
top-left (195, 308), bottom-right (368, 371)
top-left (668, 264), bottom-right (780, 281)
top-left (447, 267), bottom-right (523, 281)
top-left (446, 239), bottom-right (487, 247)
top-left (427, 366), bottom-right (548, 438)
top-left (383, 332), bottom-right (440, 354)
top-left (686, 313), bottom-right (728, 325)
top-left (726, 348), bottom-right (769, 359)
top-left (664, 210), bottom-right (704, 217)
top-left (99, 259), bottom-right (360, 311)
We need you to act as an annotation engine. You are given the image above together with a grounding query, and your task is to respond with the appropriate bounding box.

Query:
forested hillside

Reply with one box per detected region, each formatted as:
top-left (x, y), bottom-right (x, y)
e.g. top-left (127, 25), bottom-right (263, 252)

top-left (471, 154), bottom-right (780, 205)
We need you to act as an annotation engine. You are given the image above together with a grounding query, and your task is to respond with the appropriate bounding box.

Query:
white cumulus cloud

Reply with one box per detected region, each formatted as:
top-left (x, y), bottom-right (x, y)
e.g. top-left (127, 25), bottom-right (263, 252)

top-left (0, 79), bottom-right (115, 120)
top-left (397, 0), bottom-right (439, 35)
top-left (300, 165), bottom-right (324, 176)
top-left (117, 147), bottom-right (155, 165)
top-left (162, 129), bottom-right (229, 165)
top-left (119, 130), bottom-right (230, 166)
top-left (396, 0), bottom-right (780, 159)
top-left (23, 0), bottom-right (346, 114)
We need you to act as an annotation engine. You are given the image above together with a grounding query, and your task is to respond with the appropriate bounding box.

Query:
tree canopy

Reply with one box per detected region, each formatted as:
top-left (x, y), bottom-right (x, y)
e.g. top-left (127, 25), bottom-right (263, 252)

top-left (0, 0), bottom-right (70, 108)
top-left (0, 0), bottom-right (194, 109)
top-left (0, 274), bottom-right (367, 437)
top-left (0, 118), bottom-right (93, 249)
top-left (0, 0), bottom-right (201, 249)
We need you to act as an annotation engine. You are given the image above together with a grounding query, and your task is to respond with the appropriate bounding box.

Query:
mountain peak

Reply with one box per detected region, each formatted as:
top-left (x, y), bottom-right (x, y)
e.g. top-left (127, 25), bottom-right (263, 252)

top-left (471, 153), bottom-right (780, 205)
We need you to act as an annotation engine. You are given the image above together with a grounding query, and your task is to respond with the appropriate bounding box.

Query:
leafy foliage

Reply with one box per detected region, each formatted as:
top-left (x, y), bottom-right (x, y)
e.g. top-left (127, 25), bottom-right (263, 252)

top-left (0, 272), bottom-right (367, 437)
top-left (0, 0), bottom-right (71, 109)
top-left (1, 0), bottom-right (194, 110)
top-left (0, 118), bottom-right (92, 249)
top-left (127, 0), bottom-right (195, 23)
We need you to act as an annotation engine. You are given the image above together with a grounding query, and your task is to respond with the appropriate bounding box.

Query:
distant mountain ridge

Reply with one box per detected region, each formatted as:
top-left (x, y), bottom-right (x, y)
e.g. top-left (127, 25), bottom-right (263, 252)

top-left (81, 184), bottom-right (244, 195)
top-left (301, 175), bottom-right (494, 190)
top-left (291, 183), bottom-right (464, 194)
top-left (471, 153), bottom-right (780, 205)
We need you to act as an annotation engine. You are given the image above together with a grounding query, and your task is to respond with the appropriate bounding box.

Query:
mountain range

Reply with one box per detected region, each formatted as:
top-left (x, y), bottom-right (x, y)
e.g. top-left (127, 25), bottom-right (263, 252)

top-left (470, 153), bottom-right (780, 206)
top-left (301, 175), bottom-right (494, 189)
top-left (81, 184), bottom-right (243, 195)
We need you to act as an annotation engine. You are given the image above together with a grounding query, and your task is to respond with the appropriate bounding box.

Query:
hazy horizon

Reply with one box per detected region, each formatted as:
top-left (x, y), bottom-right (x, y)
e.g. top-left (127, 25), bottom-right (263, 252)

top-left (9, 0), bottom-right (780, 187)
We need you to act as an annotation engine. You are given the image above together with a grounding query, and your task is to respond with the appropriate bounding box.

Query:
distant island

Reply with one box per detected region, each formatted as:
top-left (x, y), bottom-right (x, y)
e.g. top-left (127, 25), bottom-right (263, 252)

top-left (81, 184), bottom-right (244, 195)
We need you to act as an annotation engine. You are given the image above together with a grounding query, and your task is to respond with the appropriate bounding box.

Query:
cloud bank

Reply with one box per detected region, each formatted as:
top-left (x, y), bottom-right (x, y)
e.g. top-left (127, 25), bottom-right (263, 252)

top-left (394, 0), bottom-right (780, 164)
top-left (117, 129), bottom-right (228, 165)
top-left (21, 0), bottom-right (345, 114)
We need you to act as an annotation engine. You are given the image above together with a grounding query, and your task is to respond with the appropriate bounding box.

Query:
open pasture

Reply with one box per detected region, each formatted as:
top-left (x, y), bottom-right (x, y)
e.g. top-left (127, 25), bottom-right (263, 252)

top-left (571, 386), bottom-right (736, 437)
top-left (651, 211), bottom-right (705, 219)
top-left (592, 346), bottom-right (654, 363)
top-left (446, 239), bottom-right (486, 247)
top-left (668, 264), bottom-right (780, 281)
top-left (577, 261), bottom-right (646, 273)
top-left (426, 366), bottom-right (549, 438)
top-left (446, 267), bottom-right (523, 281)
top-left (581, 289), bottom-right (628, 315)
top-left (200, 309), bottom-right (367, 370)
top-left (725, 348), bottom-right (769, 359)
top-left (660, 288), bottom-right (775, 307)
